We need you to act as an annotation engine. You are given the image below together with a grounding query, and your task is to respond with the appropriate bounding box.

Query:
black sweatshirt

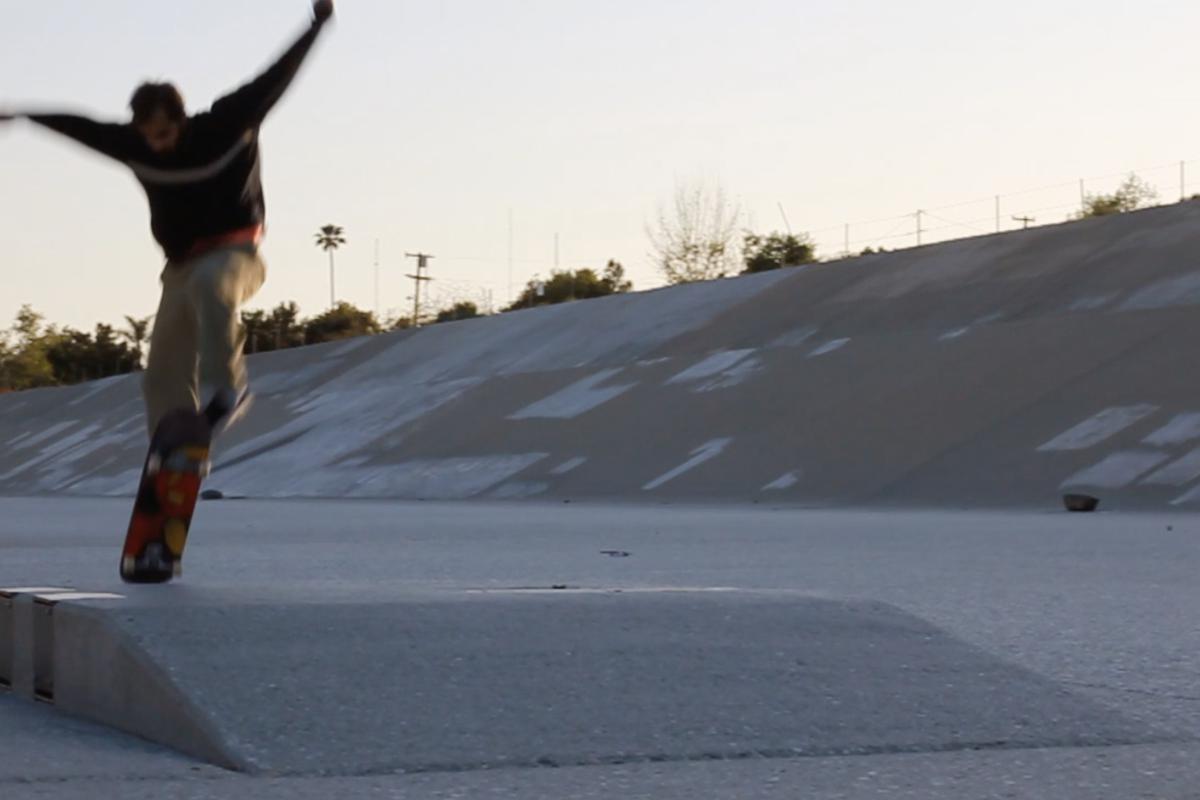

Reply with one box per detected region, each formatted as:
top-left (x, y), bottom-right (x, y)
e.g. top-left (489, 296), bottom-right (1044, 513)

top-left (26, 18), bottom-right (328, 262)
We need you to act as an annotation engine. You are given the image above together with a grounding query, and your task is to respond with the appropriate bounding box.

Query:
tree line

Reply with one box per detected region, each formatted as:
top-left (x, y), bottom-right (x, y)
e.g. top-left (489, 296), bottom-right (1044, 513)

top-left (0, 261), bottom-right (639, 392)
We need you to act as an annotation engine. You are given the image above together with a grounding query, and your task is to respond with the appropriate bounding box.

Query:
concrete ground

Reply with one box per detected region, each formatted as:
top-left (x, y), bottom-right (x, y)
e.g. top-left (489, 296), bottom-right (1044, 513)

top-left (2, 498), bottom-right (1199, 797)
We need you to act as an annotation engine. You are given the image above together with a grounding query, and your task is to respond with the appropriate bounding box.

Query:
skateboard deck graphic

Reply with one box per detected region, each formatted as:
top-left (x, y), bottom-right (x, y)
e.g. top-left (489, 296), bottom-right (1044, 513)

top-left (120, 409), bottom-right (213, 583)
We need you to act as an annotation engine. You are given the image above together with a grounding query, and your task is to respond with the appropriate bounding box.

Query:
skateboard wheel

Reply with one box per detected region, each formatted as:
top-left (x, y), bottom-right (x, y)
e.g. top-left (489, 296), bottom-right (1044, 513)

top-left (146, 453), bottom-right (163, 476)
top-left (121, 555), bottom-right (136, 575)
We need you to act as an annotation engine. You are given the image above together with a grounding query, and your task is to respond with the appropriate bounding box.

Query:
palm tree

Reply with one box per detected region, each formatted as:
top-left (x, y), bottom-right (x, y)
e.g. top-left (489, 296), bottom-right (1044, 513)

top-left (314, 224), bottom-right (347, 309)
top-left (120, 315), bottom-right (153, 369)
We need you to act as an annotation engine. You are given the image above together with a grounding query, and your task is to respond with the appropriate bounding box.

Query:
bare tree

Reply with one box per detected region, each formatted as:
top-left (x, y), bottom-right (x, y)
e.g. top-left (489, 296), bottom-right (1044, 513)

top-left (1077, 174), bottom-right (1159, 219)
top-left (647, 180), bottom-right (741, 284)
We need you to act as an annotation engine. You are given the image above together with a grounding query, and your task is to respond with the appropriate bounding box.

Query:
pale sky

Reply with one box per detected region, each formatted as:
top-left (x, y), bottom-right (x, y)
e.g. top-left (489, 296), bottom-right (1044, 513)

top-left (2, 0), bottom-right (1197, 332)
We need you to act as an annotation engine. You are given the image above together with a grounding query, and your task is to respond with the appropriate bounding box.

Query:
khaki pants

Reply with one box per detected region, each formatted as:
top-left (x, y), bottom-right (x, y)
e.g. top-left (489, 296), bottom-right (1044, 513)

top-left (142, 245), bottom-right (266, 436)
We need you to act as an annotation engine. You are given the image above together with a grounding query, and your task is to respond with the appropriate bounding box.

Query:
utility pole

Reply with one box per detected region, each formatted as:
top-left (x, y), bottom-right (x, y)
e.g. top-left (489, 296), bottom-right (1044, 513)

top-left (507, 209), bottom-right (514, 306)
top-left (405, 252), bottom-right (435, 328)
top-left (1013, 215), bottom-right (1035, 230)
top-left (778, 202), bottom-right (793, 236)
top-left (915, 210), bottom-right (924, 246)
top-left (374, 240), bottom-right (381, 319)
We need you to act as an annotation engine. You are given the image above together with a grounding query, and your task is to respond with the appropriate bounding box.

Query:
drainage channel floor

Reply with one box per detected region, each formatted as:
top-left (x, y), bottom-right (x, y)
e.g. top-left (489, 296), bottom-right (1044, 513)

top-left (2, 498), bottom-right (1200, 796)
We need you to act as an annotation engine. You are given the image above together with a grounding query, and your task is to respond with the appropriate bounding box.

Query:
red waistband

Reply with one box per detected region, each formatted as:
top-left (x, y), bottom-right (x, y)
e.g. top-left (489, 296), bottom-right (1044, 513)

top-left (183, 225), bottom-right (264, 260)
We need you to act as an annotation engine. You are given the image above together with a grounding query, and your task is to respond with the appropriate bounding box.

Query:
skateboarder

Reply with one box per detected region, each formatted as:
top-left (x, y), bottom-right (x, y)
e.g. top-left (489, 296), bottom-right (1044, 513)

top-left (0, 0), bottom-right (335, 437)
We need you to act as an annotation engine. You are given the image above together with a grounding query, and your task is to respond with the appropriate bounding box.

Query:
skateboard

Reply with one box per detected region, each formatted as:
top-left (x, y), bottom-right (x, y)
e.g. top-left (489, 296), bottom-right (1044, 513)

top-left (120, 408), bottom-right (214, 583)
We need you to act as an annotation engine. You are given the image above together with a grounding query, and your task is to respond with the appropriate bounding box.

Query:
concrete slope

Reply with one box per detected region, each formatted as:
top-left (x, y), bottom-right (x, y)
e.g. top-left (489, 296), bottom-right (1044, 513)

top-left (5, 202), bottom-right (1200, 508)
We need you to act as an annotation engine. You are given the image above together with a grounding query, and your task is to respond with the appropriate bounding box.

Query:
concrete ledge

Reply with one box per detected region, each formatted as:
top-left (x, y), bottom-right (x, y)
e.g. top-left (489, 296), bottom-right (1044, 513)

top-left (3, 589), bottom-right (1156, 776)
top-left (1, 589), bottom-right (243, 771)
top-left (0, 588), bottom-right (73, 696)
top-left (49, 601), bottom-right (245, 771)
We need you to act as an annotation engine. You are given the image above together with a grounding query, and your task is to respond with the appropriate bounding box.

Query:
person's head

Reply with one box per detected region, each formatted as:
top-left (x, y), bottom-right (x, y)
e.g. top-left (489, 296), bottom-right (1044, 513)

top-left (129, 82), bottom-right (186, 154)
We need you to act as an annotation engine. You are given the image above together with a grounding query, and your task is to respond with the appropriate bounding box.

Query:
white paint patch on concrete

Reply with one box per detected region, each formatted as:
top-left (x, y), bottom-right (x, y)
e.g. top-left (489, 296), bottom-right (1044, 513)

top-left (28, 413), bottom-right (146, 493)
top-left (694, 356), bottom-right (765, 393)
top-left (489, 481), bottom-right (551, 499)
top-left (215, 377), bottom-right (484, 496)
top-left (6, 431), bottom-right (32, 448)
top-left (0, 423), bottom-right (101, 483)
top-left (551, 457), bottom-right (588, 476)
top-left (940, 313), bottom-right (1004, 342)
top-left (808, 339), bottom-right (851, 358)
top-left (67, 375), bottom-right (128, 407)
top-left (1120, 271), bottom-right (1200, 311)
top-left (0, 270), bottom-right (796, 497)
top-left (635, 357), bottom-right (671, 367)
top-left (344, 454), bottom-right (549, 500)
top-left (1142, 413), bottom-right (1200, 447)
top-left (769, 326), bottom-right (819, 349)
top-left (644, 438), bottom-right (733, 491)
top-left (1171, 483), bottom-right (1200, 506)
top-left (1061, 450), bottom-right (1170, 489)
top-left (509, 369), bottom-right (637, 420)
top-left (1069, 293), bottom-right (1117, 312)
top-left (667, 350), bottom-right (756, 384)
top-left (0, 401), bottom-right (31, 423)
top-left (322, 337), bottom-right (373, 361)
top-left (251, 360), bottom-right (342, 397)
top-left (66, 468), bottom-right (142, 497)
top-left (1140, 447), bottom-right (1200, 487)
top-left (0, 588), bottom-right (74, 595)
top-left (1037, 405), bottom-right (1159, 452)
top-left (763, 471), bottom-right (800, 491)
top-left (7, 421), bottom-right (76, 452)
top-left (35, 592), bottom-right (125, 602)
top-left (351, 268), bottom-right (792, 381)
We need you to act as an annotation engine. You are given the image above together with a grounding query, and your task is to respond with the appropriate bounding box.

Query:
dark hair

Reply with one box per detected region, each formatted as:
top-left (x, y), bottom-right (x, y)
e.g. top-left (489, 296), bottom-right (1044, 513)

top-left (129, 83), bottom-right (186, 124)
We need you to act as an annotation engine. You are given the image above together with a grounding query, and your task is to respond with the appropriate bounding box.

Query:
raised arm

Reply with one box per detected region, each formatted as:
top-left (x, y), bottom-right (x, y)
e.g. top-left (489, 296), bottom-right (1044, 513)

top-left (210, 0), bottom-right (334, 129)
top-left (8, 111), bottom-right (139, 162)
